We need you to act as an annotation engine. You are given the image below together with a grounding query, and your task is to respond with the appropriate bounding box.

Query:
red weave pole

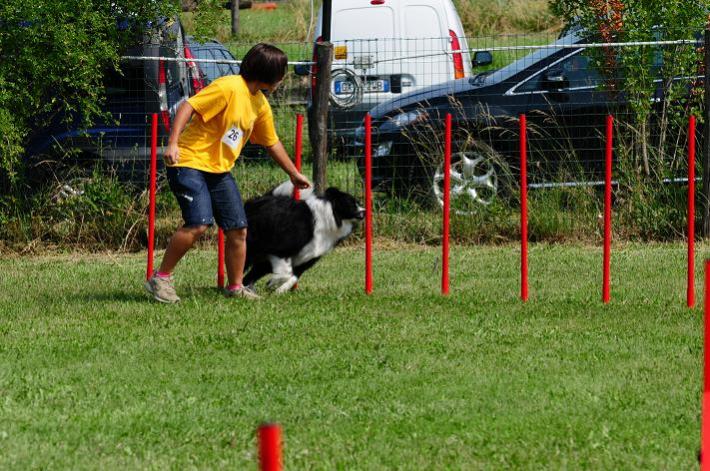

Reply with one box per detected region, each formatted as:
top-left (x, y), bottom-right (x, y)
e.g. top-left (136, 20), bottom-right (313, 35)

top-left (365, 113), bottom-right (373, 294)
top-left (146, 113), bottom-right (158, 281)
top-left (258, 423), bottom-right (282, 471)
top-left (602, 114), bottom-right (613, 304)
top-left (293, 114), bottom-right (303, 200)
top-left (688, 115), bottom-right (697, 308)
top-left (702, 260), bottom-right (710, 469)
top-left (520, 114), bottom-right (528, 302)
top-left (442, 114), bottom-right (452, 296)
top-left (292, 114), bottom-right (304, 290)
top-left (217, 228), bottom-right (225, 289)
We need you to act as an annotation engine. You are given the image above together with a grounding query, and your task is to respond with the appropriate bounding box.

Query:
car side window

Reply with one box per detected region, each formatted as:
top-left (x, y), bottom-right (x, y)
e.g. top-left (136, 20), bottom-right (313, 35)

top-left (517, 50), bottom-right (603, 93)
top-left (559, 52), bottom-right (604, 89)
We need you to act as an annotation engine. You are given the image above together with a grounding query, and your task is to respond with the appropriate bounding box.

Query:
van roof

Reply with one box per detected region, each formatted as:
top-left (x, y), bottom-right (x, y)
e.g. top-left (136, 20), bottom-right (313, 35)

top-left (316, 0), bottom-right (462, 40)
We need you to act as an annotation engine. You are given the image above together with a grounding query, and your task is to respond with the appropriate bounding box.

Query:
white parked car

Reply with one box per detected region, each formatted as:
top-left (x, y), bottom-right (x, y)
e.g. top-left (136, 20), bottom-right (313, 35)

top-left (306, 0), bottom-right (477, 153)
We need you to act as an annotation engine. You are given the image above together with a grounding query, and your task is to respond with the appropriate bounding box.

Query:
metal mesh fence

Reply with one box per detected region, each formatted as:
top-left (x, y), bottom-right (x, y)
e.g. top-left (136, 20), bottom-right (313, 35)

top-left (330, 31), bottom-right (703, 214)
top-left (32, 30), bottom-right (705, 234)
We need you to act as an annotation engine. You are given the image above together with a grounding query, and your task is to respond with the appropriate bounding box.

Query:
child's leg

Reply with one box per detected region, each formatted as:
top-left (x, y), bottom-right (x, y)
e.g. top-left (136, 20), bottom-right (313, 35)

top-left (207, 171), bottom-right (249, 288)
top-left (158, 225), bottom-right (209, 274)
top-left (159, 167), bottom-right (216, 275)
top-left (224, 227), bottom-right (247, 286)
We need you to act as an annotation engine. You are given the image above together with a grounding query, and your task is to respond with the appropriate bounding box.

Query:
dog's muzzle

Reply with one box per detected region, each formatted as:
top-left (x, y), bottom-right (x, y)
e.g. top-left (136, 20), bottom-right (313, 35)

top-left (355, 207), bottom-right (365, 220)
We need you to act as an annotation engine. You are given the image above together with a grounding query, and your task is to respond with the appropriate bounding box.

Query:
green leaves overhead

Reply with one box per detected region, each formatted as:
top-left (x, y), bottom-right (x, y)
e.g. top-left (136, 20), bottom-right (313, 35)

top-left (0, 0), bottom-right (178, 186)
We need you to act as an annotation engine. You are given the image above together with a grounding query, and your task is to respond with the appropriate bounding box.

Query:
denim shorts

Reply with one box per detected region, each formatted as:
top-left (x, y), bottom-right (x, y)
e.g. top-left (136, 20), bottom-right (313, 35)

top-left (166, 166), bottom-right (248, 231)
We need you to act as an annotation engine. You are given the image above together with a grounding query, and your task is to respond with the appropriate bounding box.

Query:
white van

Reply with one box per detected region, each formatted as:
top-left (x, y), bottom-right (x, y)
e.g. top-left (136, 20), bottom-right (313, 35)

top-left (312, 0), bottom-right (472, 150)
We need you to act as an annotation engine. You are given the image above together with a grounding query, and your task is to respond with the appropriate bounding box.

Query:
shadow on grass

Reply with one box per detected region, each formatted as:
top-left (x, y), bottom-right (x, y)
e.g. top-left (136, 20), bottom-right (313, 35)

top-left (81, 289), bottom-right (153, 304)
top-left (81, 284), bottom-right (299, 306)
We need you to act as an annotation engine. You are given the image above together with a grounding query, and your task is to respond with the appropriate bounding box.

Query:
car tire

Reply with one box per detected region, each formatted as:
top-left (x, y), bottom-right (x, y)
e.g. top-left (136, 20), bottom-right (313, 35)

top-left (429, 141), bottom-right (512, 213)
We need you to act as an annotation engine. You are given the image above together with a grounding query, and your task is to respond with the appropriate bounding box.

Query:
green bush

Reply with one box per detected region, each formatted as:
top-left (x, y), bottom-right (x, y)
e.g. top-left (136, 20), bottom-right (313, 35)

top-left (0, 168), bottom-right (141, 250)
top-left (615, 175), bottom-right (689, 241)
top-left (0, 0), bottom-right (177, 187)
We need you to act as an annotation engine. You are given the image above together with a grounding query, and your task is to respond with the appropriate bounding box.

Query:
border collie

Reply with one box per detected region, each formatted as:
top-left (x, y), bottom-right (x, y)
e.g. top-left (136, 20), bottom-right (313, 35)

top-left (242, 182), bottom-right (364, 293)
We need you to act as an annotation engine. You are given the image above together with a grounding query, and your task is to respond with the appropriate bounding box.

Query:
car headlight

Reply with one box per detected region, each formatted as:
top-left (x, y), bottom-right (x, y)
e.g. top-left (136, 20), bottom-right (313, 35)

top-left (376, 141), bottom-right (393, 157)
top-left (381, 109), bottom-right (428, 132)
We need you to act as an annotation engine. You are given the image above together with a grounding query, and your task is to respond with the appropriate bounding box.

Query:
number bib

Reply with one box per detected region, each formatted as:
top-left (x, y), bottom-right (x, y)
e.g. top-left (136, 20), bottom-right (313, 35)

top-left (221, 124), bottom-right (244, 150)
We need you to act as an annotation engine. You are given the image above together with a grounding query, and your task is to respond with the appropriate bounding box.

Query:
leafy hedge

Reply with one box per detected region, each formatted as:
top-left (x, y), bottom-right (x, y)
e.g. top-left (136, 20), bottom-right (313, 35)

top-left (0, 0), bottom-right (177, 189)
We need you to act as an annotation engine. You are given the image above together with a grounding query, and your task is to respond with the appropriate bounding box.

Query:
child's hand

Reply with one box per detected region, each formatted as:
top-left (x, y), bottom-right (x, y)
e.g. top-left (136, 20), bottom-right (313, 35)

top-left (164, 143), bottom-right (180, 165)
top-left (290, 172), bottom-right (311, 189)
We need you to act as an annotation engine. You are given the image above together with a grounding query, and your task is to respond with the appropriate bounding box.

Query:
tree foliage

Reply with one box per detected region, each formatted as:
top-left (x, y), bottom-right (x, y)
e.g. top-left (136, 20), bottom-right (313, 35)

top-left (0, 0), bottom-right (178, 187)
top-left (551, 0), bottom-right (708, 33)
top-left (551, 1), bottom-right (709, 176)
top-left (189, 0), bottom-right (228, 42)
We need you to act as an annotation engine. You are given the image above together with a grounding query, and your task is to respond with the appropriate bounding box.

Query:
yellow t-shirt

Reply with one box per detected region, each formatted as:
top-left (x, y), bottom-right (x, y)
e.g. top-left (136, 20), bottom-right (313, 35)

top-left (174, 75), bottom-right (279, 173)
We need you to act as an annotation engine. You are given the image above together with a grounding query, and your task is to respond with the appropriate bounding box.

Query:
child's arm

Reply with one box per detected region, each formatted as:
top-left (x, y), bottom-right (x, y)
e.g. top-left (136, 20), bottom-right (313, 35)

top-left (265, 141), bottom-right (311, 189)
top-left (164, 101), bottom-right (195, 165)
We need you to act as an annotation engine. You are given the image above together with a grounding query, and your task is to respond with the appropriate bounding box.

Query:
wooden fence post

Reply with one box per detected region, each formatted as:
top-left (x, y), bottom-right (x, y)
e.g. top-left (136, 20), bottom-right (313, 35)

top-left (231, 0), bottom-right (240, 37)
top-left (308, 42), bottom-right (333, 195)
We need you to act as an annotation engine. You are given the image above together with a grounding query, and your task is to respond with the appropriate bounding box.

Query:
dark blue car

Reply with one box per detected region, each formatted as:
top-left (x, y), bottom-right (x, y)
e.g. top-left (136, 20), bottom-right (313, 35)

top-left (356, 29), bottom-right (700, 209)
top-left (186, 36), bottom-right (240, 85)
top-left (27, 18), bottom-right (198, 184)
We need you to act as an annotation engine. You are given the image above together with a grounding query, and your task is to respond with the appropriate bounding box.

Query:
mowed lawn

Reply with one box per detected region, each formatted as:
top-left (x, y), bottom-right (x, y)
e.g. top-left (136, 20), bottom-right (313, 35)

top-left (0, 243), bottom-right (706, 469)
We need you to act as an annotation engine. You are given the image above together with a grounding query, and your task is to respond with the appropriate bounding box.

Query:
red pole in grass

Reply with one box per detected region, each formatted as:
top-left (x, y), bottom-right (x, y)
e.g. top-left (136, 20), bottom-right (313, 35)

top-left (602, 114), bottom-right (613, 304)
top-left (442, 113), bottom-right (452, 296)
top-left (146, 113), bottom-right (158, 281)
top-left (365, 113), bottom-right (373, 294)
top-left (688, 115), bottom-right (697, 308)
top-left (291, 114), bottom-right (304, 290)
top-left (217, 228), bottom-right (225, 289)
top-left (520, 114), bottom-right (528, 302)
top-left (258, 423), bottom-right (282, 471)
top-left (293, 114), bottom-right (303, 200)
top-left (701, 260), bottom-right (710, 469)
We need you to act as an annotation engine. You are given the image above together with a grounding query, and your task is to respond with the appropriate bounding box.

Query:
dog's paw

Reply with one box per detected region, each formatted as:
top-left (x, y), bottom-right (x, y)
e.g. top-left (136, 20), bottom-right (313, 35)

top-left (267, 275), bottom-right (298, 294)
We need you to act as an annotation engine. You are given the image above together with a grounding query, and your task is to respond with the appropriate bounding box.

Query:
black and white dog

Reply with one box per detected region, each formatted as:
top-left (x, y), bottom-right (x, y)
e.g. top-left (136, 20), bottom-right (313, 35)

top-left (242, 182), bottom-right (364, 293)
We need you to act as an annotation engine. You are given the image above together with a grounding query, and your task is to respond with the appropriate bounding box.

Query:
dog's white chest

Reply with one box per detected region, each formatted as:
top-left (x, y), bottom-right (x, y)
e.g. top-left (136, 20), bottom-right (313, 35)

top-left (292, 199), bottom-right (353, 266)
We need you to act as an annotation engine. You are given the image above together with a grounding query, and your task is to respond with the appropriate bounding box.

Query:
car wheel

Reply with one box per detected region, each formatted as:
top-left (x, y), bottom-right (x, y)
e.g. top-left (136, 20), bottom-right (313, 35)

top-left (431, 144), bottom-right (509, 213)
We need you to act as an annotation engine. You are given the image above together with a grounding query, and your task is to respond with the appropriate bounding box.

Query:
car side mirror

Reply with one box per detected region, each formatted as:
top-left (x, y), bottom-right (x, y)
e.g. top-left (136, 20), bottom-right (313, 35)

top-left (542, 70), bottom-right (569, 91)
top-left (472, 51), bottom-right (493, 68)
top-left (294, 63), bottom-right (310, 76)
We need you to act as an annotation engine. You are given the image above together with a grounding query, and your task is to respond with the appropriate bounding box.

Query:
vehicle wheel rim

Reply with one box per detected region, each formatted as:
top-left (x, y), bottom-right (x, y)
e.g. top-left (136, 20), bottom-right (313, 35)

top-left (51, 177), bottom-right (88, 202)
top-left (433, 151), bottom-right (499, 211)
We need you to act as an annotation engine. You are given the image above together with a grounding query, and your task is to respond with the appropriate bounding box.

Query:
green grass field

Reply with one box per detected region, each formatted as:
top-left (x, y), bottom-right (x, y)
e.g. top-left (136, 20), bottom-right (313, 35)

top-left (0, 243), bottom-right (706, 468)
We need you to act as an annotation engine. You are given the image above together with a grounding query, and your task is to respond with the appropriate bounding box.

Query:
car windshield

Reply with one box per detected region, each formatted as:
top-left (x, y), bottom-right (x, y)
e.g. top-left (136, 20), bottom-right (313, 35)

top-left (481, 31), bottom-right (582, 85)
top-left (470, 70), bottom-right (496, 86)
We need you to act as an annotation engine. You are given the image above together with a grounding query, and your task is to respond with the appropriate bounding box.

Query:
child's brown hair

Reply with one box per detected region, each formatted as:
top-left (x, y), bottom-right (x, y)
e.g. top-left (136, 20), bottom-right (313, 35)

top-left (239, 43), bottom-right (288, 85)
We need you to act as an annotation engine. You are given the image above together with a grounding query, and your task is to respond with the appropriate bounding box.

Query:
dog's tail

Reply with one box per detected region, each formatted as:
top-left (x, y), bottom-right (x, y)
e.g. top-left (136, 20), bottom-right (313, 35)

top-left (271, 180), bottom-right (315, 200)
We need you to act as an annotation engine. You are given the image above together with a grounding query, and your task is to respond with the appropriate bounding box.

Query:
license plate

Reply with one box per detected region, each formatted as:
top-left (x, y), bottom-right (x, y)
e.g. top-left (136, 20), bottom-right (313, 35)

top-left (334, 79), bottom-right (390, 95)
top-left (363, 79), bottom-right (389, 93)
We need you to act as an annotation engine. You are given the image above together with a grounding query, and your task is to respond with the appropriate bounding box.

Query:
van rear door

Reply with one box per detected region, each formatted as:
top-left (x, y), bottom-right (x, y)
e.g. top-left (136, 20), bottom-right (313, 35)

top-left (401, 1), bottom-right (451, 90)
top-left (330, 3), bottom-right (399, 108)
top-left (326, 0), bottom-right (467, 108)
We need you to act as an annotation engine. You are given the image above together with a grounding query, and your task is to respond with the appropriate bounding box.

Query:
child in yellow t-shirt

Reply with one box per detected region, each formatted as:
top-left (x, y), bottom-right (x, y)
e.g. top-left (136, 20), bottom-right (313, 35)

top-left (145, 43), bottom-right (311, 303)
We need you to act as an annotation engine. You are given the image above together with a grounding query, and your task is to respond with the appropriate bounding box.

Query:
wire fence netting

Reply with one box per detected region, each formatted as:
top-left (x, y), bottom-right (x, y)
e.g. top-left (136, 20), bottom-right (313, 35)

top-left (35, 29), bottom-right (706, 241)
